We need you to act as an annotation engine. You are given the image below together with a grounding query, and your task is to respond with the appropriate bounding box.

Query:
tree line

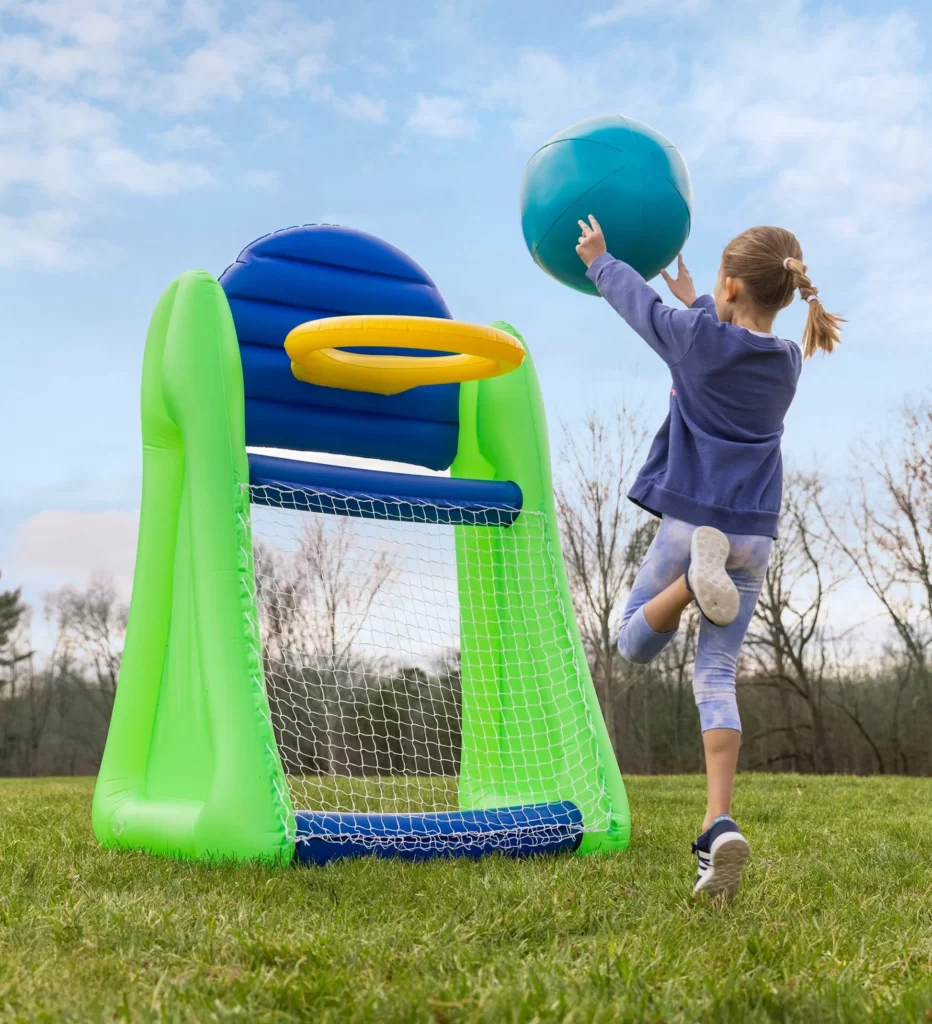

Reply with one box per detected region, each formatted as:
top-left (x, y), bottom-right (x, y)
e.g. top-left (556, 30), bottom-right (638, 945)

top-left (3, 395), bottom-right (932, 778)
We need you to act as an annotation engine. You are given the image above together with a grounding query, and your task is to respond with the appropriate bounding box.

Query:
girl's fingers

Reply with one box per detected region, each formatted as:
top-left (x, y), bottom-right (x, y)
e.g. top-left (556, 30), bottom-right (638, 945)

top-left (577, 219), bottom-right (591, 237)
top-left (660, 268), bottom-right (672, 282)
top-left (588, 214), bottom-right (602, 233)
top-left (678, 253), bottom-right (685, 268)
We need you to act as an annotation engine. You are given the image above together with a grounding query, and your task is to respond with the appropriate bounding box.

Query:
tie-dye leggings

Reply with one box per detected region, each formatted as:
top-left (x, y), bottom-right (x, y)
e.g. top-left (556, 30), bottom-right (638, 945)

top-left (617, 516), bottom-right (773, 733)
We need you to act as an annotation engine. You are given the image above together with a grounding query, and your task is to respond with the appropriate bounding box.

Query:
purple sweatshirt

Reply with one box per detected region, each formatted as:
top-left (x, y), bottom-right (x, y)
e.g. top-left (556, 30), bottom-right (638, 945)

top-left (586, 253), bottom-right (802, 539)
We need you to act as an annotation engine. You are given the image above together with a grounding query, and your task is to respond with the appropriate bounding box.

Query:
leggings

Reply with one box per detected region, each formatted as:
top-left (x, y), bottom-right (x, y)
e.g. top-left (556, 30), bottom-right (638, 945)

top-left (617, 516), bottom-right (772, 733)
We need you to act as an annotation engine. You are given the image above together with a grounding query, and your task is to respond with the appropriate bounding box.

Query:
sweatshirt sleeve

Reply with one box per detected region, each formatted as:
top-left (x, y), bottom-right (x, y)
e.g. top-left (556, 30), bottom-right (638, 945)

top-left (586, 253), bottom-right (706, 366)
top-left (691, 294), bottom-right (718, 320)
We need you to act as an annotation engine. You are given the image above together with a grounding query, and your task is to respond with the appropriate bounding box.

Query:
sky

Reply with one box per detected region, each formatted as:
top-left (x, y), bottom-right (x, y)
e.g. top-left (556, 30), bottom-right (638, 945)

top-left (2, 0), bottom-right (932, 638)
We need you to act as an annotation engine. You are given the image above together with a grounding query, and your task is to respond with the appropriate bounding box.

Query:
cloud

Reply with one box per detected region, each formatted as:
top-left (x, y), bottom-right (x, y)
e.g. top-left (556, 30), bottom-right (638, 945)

top-left (406, 94), bottom-right (476, 139)
top-left (0, 209), bottom-right (86, 270)
top-left (583, 0), bottom-right (705, 28)
top-left (680, 5), bottom-right (932, 337)
top-left (480, 51), bottom-right (609, 147)
top-left (0, 93), bottom-right (211, 264)
top-left (254, 115), bottom-right (291, 144)
top-left (331, 92), bottom-right (389, 123)
top-left (314, 84), bottom-right (389, 123)
top-left (0, 1), bottom-right (333, 268)
top-left (245, 169), bottom-right (281, 192)
top-left (94, 146), bottom-right (211, 195)
top-left (477, 47), bottom-right (672, 150)
top-left (153, 123), bottom-right (223, 150)
top-left (13, 509), bottom-right (139, 594)
top-left (147, 9), bottom-right (329, 115)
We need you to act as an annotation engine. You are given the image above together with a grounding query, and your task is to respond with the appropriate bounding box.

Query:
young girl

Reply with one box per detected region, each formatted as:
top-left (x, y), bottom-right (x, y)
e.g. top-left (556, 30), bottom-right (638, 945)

top-left (576, 218), bottom-right (843, 898)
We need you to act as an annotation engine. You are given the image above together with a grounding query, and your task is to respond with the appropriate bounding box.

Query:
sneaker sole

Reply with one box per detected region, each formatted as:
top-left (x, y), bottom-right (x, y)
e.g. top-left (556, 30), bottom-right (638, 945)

top-left (689, 527), bottom-right (739, 627)
top-left (694, 834), bottom-right (750, 899)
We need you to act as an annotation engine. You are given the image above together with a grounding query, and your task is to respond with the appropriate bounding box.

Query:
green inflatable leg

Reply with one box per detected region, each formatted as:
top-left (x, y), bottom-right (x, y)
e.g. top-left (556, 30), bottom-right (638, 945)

top-left (452, 323), bottom-right (630, 853)
top-left (92, 271), bottom-right (293, 864)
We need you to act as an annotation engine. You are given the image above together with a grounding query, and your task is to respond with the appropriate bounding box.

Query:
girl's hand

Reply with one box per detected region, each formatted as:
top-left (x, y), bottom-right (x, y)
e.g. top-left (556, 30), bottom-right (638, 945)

top-left (576, 215), bottom-right (607, 267)
top-left (660, 254), bottom-right (697, 307)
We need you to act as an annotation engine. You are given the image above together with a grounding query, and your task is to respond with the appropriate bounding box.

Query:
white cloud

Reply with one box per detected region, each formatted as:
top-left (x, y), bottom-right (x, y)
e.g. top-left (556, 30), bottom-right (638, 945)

top-left (153, 123), bottom-right (222, 151)
top-left (331, 92), bottom-right (389, 123)
top-left (0, 209), bottom-right (86, 270)
top-left (583, 0), bottom-right (704, 28)
top-left (680, 6), bottom-right (932, 337)
top-left (480, 51), bottom-right (612, 147)
top-left (313, 84), bottom-right (388, 123)
top-left (94, 145), bottom-right (211, 195)
top-left (407, 94), bottom-right (476, 139)
top-left (0, 1), bottom-right (333, 268)
top-left (14, 509), bottom-right (138, 594)
top-left (254, 115), bottom-right (291, 144)
top-left (386, 36), bottom-right (416, 74)
top-left (180, 0), bottom-right (221, 35)
top-left (0, 94), bottom-right (211, 263)
top-left (245, 169), bottom-right (281, 192)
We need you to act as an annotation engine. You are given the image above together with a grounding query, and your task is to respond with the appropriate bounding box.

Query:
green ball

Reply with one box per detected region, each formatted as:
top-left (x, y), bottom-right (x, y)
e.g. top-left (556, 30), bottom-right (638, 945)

top-left (520, 115), bottom-right (693, 295)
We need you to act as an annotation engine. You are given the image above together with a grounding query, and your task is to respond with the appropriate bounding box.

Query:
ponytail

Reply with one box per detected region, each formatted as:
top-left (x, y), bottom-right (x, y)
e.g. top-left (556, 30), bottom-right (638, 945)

top-left (783, 257), bottom-right (845, 359)
top-left (722, 227), bottom-right (845, 360)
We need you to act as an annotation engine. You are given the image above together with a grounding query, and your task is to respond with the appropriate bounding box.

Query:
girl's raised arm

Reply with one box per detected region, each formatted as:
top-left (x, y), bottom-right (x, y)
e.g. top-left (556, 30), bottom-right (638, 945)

top-left (578, 217), bottom-right (708, 367)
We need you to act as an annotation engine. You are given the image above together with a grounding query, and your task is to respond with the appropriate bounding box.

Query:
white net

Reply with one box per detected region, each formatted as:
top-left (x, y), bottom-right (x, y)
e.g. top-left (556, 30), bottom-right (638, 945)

top-left (242, 482), bottom-right (612, 855)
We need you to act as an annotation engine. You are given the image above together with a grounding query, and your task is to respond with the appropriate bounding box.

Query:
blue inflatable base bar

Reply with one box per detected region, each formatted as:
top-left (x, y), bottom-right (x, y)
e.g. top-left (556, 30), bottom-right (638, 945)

top-left (249, 453), bottom-right (523, 527)
top-left (293, 801), bottom-right (583, 865)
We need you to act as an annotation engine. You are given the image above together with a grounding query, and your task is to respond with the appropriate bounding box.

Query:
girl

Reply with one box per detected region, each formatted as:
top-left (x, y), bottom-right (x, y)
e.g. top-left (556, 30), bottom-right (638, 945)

top-left (576, 218), bottom-right (843, 898)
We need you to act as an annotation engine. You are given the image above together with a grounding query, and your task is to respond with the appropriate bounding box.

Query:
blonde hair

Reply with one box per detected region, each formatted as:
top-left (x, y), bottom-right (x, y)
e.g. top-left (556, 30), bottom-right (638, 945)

top-left (721, 226), bottom-right (844, 359)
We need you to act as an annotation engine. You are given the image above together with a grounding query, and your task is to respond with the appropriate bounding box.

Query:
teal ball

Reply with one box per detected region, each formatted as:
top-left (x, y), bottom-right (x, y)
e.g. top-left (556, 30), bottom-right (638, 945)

top-left (520, 115), bottom-right (693, 295)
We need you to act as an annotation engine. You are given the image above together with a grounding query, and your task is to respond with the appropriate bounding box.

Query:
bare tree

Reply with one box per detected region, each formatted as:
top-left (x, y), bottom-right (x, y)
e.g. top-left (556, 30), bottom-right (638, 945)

top-left (299, 516), bottom-right (397, 669)
top-left (44, 574), bottom-right (128, 722)
top-left (0, 575), bottom-right (126, 776)
top-left (254, 514), bottom-right (399, 777)
top-left (555, 404), bottom-right (651, 753)
top-left (826, 398), bottom-right (932, 670)
top-left (814, 396), bottom-right (932, 771)
top-left (743, 473), bottom-right (849, 772)
top-left (255, 518), bottom-right (397, 672)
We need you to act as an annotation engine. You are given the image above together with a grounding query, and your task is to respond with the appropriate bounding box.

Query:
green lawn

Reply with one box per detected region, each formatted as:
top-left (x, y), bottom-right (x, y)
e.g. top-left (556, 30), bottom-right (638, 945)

top-left (2, 776), bottom-right (932, 1023)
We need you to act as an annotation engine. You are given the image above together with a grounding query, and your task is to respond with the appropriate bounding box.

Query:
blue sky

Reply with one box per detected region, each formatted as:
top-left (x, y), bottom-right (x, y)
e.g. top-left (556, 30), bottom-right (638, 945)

top-left (3, 0), bottom-right (932, 624)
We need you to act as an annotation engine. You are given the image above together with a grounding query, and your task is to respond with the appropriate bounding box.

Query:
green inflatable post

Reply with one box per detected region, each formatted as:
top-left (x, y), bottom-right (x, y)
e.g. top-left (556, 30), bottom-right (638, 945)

top-left (453, 323), bottom-right (630, 854)
top-left (92, 271), bottom-right (292, 864)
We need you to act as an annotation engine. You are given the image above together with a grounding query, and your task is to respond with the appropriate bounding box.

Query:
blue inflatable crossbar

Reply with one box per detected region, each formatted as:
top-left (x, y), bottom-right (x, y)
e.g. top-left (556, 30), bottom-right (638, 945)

top-left (293, 801), bottom-right (583, 865)
top-left (248, 453), bottom-right (523, 526)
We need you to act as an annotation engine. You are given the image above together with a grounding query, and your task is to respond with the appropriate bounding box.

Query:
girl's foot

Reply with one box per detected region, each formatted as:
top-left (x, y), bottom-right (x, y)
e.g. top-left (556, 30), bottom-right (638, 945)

top-left (687, 527), bottom-right (739, 627)
top-left (692, 816), bottom-right (750, 899)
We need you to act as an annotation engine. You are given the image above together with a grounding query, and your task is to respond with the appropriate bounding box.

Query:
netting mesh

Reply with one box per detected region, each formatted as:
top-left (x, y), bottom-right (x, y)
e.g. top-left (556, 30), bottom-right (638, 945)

top-left (242, 483), bottom-right (611, 852)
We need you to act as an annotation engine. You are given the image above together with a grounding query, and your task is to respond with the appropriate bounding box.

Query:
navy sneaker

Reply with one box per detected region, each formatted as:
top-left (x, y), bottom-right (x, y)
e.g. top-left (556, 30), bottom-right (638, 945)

top-left (686, 527), bottom-right (739, 627)
top-left (692, 816), bottom-right (750, 898)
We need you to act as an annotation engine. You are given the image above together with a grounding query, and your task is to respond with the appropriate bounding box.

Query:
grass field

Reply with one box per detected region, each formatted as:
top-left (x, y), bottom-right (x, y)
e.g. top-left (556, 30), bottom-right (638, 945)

top-left (2, 776), bottom-right (932, 1023)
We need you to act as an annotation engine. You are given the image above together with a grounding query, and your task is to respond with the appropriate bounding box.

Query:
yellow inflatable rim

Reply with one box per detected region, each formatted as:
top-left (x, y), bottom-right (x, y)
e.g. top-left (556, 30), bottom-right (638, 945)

top-left (284, 315), bottom-right (526, 396)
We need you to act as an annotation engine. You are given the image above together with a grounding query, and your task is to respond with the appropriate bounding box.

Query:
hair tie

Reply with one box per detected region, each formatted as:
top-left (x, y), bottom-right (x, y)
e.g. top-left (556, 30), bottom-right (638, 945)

top-left (806, 294), bottom-right (818, 303)
top-left (782, 257), bottom-right (793, 270)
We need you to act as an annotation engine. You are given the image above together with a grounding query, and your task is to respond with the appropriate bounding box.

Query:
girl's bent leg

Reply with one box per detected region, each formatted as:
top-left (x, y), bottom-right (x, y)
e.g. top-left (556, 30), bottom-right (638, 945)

top-left (617, 518), bottom-right (695, 665)
top-left (643, 575), bottom-right (693, 634)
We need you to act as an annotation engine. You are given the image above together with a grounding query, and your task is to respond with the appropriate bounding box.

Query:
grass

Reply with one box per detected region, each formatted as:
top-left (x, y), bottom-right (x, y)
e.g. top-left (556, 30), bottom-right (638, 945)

top-left (2, 776), bottom-right (932, 1023)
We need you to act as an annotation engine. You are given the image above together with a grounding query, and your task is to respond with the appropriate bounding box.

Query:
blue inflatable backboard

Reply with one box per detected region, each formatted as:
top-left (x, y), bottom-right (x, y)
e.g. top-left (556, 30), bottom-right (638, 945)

top-left (219, 225), bottom-right (459, 470)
